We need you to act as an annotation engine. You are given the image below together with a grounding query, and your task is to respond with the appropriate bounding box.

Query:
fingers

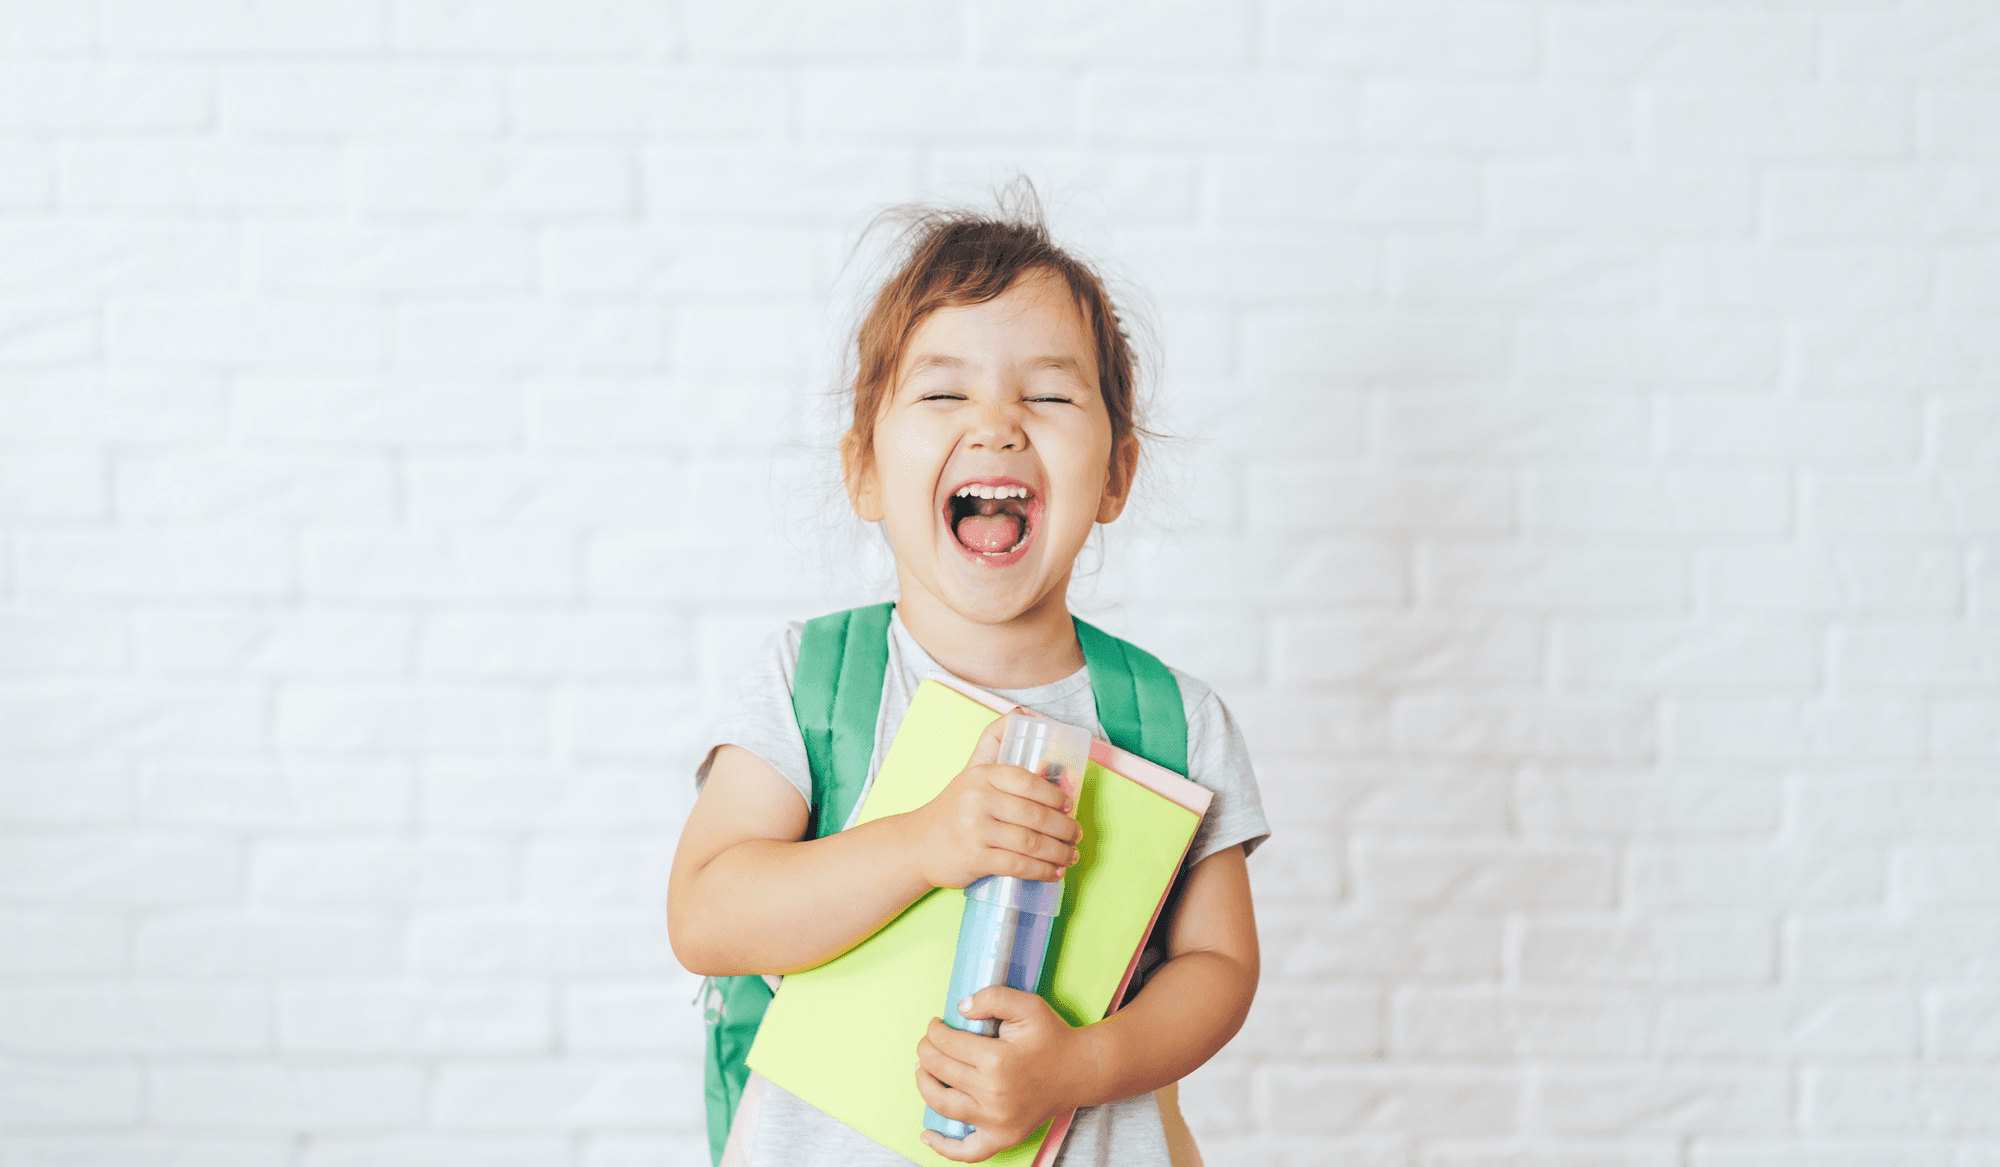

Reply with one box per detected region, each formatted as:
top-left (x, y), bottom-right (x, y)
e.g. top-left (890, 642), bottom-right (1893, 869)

top-left (975, 762), bottom-right (1074, 814)
top-left (920, 1125), bottom-right (1009, 1164)
top-left (963, 763), bottom-right (1082, 878)
top-left (915, 1061), bottom-right (977, 1124)
top-left (938, 712), bottom-right (1087, 887)
top-left (967, 774), bottom-right (1080, 877)
top-left (986, 820), bottom-right (1077, 871)
top-left (916, 1069), bottom-right (1009, 1162)
top-left (986, 796), bottom-right (1082, 849)
top-left (926, 1016), bottom-right (1002, 1067)
top-left (915, 1001), bottom-right (1040, 1164)
top-left (956, 986), bottom-right (1046, 1025)
top-left (980, 846), bottom-right (1065, 884)
top-left (916, 1051), bottom-right (1019, 1163)
top-left (917, 1029), bottom-right (980, 1087)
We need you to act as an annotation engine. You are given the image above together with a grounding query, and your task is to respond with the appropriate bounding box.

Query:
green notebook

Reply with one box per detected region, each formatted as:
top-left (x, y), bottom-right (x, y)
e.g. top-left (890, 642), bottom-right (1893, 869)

top-left (746, 677), bottom-right (1209, 1166)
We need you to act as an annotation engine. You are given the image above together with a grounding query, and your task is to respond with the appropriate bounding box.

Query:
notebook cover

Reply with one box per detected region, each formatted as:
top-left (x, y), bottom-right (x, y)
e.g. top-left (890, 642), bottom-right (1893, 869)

top-left (746, 677), bottom-right (1207, 1167)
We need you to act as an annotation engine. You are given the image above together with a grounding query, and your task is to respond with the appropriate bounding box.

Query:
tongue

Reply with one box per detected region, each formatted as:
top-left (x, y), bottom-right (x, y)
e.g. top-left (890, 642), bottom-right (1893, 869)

top-left (955, 514), bottom-right (1024, 554)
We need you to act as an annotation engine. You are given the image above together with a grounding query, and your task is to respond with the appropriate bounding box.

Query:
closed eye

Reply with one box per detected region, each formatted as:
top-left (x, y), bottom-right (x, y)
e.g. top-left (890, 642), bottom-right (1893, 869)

top-left (1028, 394), bottom-right (1075, 404)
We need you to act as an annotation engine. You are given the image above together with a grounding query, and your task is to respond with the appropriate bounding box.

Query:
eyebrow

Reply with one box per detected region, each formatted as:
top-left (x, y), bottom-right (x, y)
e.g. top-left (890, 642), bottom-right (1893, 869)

top-left (1031, 355), bottom-right (1091, 382)
top-left (903, 353), bottom-right (965, 377)
top-left (899, 352), bottom-right (1094, 388)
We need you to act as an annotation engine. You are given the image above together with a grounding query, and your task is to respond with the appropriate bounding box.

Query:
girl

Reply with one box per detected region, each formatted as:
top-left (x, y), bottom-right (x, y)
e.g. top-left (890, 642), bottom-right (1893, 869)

top-left (669, 199), bottom-right (1268, 1166)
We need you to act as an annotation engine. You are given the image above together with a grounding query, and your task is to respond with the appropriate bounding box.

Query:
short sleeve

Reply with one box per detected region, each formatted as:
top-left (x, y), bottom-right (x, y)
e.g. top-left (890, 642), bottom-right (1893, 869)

top-left (695, 624), bottom-right (813, 808)
top-left (1176, 673), bottom-right (1271, 868)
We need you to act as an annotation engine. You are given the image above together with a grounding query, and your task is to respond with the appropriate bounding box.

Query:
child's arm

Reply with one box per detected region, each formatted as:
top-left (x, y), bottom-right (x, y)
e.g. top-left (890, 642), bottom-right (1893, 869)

top-left (913, 841), bottom-right (1258, 1163)
top-left (669, 716), bottom-right (1081, 977)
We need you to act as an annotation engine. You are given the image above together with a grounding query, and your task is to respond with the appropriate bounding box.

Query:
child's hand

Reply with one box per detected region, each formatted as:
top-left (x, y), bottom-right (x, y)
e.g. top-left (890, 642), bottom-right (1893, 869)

top-left (915, 986), bottom-right (1092, 1162)
top-left (900, 714), bottom-right (1081, 890)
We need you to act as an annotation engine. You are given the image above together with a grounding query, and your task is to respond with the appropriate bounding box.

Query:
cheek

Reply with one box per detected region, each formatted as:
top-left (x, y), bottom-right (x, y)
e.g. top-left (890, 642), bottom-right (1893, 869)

top-left (871, 424), bottom-right (949, 515)
top-left (1048, 430), bottom-right (1115, 507)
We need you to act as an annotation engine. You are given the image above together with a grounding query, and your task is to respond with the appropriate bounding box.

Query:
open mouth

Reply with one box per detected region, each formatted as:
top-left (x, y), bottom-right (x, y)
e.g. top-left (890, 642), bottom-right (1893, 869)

top-left (947, 482), bottom-right (1036, 557)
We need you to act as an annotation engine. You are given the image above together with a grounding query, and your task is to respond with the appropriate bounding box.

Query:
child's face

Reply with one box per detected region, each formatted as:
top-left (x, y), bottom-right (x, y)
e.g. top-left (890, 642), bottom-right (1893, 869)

top-left (847, 269), bottom-right (1137, 625)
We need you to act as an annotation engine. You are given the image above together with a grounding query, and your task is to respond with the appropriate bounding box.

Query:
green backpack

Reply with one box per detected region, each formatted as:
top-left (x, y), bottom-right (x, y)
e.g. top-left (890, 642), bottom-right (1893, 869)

top-left (700, 602), bottom-right (1189, 1164)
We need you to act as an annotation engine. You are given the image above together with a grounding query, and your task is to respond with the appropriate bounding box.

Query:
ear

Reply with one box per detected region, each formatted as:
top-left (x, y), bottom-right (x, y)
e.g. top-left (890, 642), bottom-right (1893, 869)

top-left (1094, 434), bottom-right (1141, 524)
top-left (841, 431), bottom-right (885, 523)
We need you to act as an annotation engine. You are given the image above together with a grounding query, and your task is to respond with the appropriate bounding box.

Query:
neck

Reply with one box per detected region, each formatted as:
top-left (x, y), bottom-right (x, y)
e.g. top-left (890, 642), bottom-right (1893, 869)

top-left (892, 570), bottom-right (1084, 690)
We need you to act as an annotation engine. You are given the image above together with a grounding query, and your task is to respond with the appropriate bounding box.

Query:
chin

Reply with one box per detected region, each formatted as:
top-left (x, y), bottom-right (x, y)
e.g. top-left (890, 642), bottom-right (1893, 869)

top-left (932, 554), bottom-right (1046, 619)
top-left (926, 539), bottom-right (1085, 627)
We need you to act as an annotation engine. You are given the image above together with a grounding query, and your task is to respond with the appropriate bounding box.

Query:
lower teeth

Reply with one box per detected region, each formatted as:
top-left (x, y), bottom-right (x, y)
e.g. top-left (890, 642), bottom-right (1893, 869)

top-left (979, 533), bottom-right (1029, 556)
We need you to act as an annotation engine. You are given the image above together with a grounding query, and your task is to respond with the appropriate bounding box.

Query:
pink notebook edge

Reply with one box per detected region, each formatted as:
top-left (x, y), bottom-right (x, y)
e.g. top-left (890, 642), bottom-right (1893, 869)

top-left (922, 673), bottom-right (1213, 817)
top-left (918, 672), bottom-right (1209, 1167)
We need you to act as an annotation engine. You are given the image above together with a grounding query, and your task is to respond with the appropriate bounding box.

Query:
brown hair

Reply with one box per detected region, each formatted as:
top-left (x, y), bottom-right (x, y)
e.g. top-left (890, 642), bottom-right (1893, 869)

top-left (841, 190), bottom-right (1148, 479)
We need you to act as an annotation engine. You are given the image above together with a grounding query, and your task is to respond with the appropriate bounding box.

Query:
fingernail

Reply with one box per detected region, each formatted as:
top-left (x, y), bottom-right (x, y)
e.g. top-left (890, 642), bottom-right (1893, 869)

top-left (1070, 848), bottom-right (1080, 865)
top-left (959, 997), bottom-right (973, 1013)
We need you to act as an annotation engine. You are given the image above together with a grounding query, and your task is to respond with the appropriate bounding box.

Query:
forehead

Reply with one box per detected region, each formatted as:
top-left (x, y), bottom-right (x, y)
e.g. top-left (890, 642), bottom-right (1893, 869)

top-left (900, 270), bottom-right (1096, 375)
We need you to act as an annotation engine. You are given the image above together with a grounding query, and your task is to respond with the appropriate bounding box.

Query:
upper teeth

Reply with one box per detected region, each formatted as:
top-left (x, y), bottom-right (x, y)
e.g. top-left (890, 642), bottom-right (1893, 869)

top-left (956, 485), bottom-right (1030, 500)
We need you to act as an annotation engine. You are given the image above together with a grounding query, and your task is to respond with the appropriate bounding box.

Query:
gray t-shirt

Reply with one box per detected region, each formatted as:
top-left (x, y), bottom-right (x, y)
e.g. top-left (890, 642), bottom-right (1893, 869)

top-left (696, 610), bottom-right (1270, 1167)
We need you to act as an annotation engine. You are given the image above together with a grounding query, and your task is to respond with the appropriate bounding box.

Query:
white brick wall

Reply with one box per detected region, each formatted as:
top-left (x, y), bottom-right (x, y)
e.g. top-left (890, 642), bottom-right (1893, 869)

top-left (1, 1), bottom-right (1994, 1163)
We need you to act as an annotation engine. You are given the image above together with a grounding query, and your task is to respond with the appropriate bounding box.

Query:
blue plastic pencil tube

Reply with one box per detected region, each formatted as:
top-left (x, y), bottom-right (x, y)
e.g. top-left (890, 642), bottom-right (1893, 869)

top-left (924, 715), bottom-right (1090, 1143)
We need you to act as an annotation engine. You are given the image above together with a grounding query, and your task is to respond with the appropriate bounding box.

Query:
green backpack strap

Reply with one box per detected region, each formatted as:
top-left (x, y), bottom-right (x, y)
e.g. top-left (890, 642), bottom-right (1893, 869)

top-left (793, 602), bottom-right (896, 840)
top-left (701, 975), bottom-right (769, 1163)
top-left (1074, 616), bottom-right (1187, 776)
top-left (1074, 616), bottom-right (1191, 1011)
top-left (703, 601), bottom-right (895, 1165)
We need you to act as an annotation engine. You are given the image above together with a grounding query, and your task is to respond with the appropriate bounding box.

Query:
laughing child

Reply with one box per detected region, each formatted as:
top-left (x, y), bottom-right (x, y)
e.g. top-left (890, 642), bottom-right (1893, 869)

top-left (670, 197), bottom-right (1268, 1167)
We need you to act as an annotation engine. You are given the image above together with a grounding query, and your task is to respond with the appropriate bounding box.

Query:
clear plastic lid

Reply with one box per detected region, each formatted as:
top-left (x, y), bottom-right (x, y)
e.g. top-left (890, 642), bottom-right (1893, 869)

top-left (965, 713), bottom-right (1091, 917)
top-left (996, 713), bottom-right (1089, 804)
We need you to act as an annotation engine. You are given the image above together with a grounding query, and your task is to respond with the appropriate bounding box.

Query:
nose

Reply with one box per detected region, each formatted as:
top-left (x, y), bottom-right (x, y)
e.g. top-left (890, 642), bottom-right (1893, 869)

top-left (965, 393), bottom-right (1025, 453)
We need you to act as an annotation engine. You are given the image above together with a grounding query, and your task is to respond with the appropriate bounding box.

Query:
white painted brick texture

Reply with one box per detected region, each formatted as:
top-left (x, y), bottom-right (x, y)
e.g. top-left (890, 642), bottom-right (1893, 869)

top-left (2, 1), bottom-right (1995, 1164)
